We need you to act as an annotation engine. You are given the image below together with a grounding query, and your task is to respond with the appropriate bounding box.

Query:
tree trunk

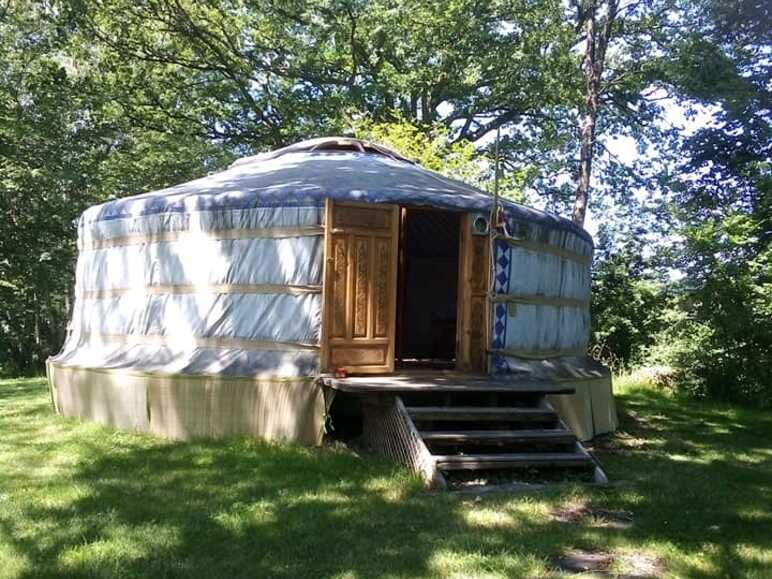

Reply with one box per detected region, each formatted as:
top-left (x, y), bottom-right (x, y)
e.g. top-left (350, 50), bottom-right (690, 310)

top-left (572, 1), bottom-right (599, 227)
top-left (572, 0), bottom-right (617, 227)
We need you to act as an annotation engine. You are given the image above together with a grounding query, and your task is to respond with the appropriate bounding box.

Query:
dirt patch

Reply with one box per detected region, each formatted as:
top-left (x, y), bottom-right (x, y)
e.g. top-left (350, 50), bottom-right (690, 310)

top-left (553, 549), bottom-right (614, 574)
top-left (551, 548), bottom-right (663, 577)
top-left (618, 551), bottom-right (664, 578)
top-left (551, 503), bottom-right (634, 530)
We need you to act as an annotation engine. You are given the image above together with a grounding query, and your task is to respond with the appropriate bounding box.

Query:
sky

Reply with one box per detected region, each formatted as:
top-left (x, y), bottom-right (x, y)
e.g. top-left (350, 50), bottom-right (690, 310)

top-left (442, 90), bottom-right (720, 240)
top-left (583, 97), bottom-right (719, 238)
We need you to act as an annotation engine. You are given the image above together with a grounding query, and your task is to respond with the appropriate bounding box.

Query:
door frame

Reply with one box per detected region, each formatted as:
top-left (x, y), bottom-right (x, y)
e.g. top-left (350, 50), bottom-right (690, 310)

top-left (455, 212), bottom-right (491, 373)
top-left (320, 201), bottom-right (489, 375)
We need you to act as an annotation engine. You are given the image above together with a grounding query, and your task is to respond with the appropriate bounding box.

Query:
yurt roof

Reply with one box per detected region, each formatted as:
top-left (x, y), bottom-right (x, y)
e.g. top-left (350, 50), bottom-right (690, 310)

top-left (82, 137), bottom-right (590, 242)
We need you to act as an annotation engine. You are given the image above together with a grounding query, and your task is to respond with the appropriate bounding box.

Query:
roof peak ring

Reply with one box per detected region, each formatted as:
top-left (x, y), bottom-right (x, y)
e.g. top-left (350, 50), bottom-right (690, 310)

top-left (230, 137), bottom-right (414, 169)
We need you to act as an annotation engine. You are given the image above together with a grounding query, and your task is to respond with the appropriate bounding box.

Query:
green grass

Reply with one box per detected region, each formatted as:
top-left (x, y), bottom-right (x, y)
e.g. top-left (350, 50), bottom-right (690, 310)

top-left (0, 377), bottom-right (770, 578)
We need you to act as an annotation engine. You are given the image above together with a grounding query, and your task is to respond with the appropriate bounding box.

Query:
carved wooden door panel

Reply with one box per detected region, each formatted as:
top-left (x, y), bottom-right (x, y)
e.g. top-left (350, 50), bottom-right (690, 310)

top-left (322, 200), bottom-right (399, 374)
top-left (456, 213), bottom-right (490, 373)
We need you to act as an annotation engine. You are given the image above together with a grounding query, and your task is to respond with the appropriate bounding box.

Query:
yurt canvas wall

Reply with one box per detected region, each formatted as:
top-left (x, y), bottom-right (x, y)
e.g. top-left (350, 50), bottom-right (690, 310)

top-left (489, 209), bottom-right (618, 440)
top-left (48, 200), bottom-right (327, 444)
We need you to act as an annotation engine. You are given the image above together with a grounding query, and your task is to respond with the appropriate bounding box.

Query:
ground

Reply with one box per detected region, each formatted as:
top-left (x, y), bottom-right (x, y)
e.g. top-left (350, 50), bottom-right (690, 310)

top-left (0, 376), bottom-right (770, 578)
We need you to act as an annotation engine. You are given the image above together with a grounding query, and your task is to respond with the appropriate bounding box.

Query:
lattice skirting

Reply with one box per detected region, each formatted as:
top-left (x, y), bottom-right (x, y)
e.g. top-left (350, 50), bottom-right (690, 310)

top-left (360, 394), bottom-right (445, 488)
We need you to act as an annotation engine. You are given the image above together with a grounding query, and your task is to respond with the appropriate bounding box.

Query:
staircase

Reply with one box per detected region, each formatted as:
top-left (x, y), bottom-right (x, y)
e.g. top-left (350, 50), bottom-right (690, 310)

top-left (322, 374), bottom-right (607, 489)
top-left (398, 383), bottom-right (603, 488)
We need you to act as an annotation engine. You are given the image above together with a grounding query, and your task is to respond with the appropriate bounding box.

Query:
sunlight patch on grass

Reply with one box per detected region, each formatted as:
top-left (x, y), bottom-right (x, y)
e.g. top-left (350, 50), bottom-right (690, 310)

top-left (737, 508), bottom-right (772, 523)
top-left (427, 548), bottom-right (540, 579)
top-left (463, 507), bottom-right (518, 530)
top-left (666, 452), bottom-right (711, 464)
top-left (289, 489), bottom-right (359, 507)
top-left (58, 523), bottom-right (180, 573)
top-left (0, 531), bottom-right (29, 579)
top-left (211, 499), bottom-right (278, 535)
top-left (735, 543), bottom-right (772, 566)
top-left (362, 471), bottom-right (423, 502)
top-left (727, 449), bottom-right (772, 464)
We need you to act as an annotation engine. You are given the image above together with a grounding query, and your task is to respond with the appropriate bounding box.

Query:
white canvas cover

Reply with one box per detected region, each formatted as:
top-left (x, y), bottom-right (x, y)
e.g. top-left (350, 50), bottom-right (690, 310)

top-left (55, 204), bottom-right (324, 378)
top-left (53, 137), bottom-right (593, 382)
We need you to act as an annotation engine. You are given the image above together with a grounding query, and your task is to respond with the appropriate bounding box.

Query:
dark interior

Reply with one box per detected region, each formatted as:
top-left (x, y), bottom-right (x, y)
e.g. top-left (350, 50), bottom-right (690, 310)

top-left (396, 207), bottom-right (461, 367)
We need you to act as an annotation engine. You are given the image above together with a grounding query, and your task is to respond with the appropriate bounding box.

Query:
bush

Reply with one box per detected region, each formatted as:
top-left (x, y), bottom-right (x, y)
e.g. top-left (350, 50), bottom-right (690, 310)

top-left (644, 289), bottom-right (772, 406)
top-left (590, 250), bottom-right (667, 371)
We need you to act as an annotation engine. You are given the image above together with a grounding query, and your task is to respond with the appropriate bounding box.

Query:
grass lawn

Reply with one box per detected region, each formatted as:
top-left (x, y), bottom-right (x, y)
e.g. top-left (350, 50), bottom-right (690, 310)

top-left (0, 377), bottom-right (770, 578)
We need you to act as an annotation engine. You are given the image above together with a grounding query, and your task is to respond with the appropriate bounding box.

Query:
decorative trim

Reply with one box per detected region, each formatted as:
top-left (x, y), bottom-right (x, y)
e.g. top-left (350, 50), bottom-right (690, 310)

top-left (81, 332), bottom-right (320, 352)
top-left (78, 284), bottom-right (322, 300)
top-left (491, 239), bottom-right (511, 372)
top-left (490, 294), bottom-right (589, 308)
top-left (494, 234), bottom-right (592, 265)
top-left (80, 225), bottom-right (325, 250)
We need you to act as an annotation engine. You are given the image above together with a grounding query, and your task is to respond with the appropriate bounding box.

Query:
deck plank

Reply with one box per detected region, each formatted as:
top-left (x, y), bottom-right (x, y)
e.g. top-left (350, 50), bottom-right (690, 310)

top-left (420, 429), bottom-right (576, 444)
top-left (320, 373), bottom-right (575, 394)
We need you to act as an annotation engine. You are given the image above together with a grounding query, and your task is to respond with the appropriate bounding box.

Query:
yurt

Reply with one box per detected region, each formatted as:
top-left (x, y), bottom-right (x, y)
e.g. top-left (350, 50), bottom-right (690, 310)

top-left (47, 137), bottom-right (617, 484)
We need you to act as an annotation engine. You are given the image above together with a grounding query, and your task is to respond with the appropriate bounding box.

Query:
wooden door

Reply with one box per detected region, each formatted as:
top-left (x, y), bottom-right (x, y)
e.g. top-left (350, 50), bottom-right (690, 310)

top-left (456, 213), bottom-right (490, 372)
top-left (321, 200), bottom-right (399, 374)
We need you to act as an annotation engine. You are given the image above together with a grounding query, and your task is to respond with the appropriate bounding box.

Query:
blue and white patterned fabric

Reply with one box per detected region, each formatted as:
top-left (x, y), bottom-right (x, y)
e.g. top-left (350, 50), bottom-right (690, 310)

top-left (491, 210), bottom-right (593, 375)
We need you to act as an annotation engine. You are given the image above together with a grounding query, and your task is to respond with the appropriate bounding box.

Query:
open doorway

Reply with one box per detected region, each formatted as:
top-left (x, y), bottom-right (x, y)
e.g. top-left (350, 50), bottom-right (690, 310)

top-left (396, 207), bottom-right (461, 369)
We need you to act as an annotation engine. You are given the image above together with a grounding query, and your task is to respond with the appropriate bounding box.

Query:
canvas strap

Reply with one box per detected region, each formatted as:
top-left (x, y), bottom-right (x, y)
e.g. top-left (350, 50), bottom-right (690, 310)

top-left (494, 234), bottom-right (592, 264)
top-left (81, 332), bottom-right (320, 352)
top-left (489, 293), bottom-right (589, 308)
top-left (78, 283), bottom-right (322, 300)
top-left (488, 347), bottom-right (586, 360)
top-left (80, 225), bottom-right (325, 250)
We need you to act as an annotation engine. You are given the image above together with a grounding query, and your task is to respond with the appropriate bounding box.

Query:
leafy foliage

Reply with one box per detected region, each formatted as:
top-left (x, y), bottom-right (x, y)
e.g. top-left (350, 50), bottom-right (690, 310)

top-left (649, 0), bottom-right (772, 404)
top-left (589, 250), bottom-right (667, 372)
top-left (0, 1), bottom-right (231, 373)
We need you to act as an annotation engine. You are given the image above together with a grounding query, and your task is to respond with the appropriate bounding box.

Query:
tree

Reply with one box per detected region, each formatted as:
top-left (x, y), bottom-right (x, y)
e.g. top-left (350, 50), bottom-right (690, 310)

top-left (1, 0), bottom-right (769, 391)
top-left (571, 0), bottom-right (618, 225)
top-left (351, 115), bottom-right (526, 201)
top-left (643, 0), bottom-right (772, 403)
top-left (0, 1), bottom-right (230, 372)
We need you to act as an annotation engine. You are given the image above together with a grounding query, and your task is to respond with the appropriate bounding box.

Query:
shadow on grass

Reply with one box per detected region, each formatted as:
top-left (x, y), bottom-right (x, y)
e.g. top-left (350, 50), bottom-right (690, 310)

top-left (589, 386), bottom-right (772, 578)
top-left (0, 379), bottom-right (567, 578)
top-left (1, 378), bottom-right (770, 578)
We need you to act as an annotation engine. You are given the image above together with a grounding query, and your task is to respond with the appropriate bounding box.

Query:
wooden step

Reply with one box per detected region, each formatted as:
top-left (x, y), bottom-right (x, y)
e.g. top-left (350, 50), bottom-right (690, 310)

top-left (434, 452), bottom-right (593, 471)
top-left (407, 406), bottom-right (557, 422)
top-left (420, 429), bottom-right (576, 444)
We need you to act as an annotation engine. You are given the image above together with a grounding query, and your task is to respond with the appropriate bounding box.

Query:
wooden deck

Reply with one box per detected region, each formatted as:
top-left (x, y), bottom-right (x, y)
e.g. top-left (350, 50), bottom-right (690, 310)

top-left (319, 371), bottom-right (576, 395)
top-left (324, 370), bottom-right (606, 488)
